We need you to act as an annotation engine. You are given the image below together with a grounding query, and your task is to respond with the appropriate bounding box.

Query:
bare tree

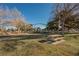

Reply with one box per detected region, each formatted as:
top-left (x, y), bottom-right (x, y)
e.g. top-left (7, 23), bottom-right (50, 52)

top-left (0, 5), bottom-right (32, 33)
top-left (50, 3), bottom-right (79, 35)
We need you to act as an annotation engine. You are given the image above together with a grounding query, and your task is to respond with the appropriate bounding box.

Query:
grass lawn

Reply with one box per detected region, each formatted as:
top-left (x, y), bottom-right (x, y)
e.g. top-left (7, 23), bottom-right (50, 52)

top-left (0, 34), bottom-right (79, 56)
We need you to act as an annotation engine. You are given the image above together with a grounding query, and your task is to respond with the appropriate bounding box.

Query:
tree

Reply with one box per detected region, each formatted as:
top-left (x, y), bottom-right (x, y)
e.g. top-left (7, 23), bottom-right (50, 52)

top-left (46, 20), bottom-right (58, 31)
top-left (47, 3), bottom-right (79, 34)
top-left (0, 5), bottom-right (33, 33)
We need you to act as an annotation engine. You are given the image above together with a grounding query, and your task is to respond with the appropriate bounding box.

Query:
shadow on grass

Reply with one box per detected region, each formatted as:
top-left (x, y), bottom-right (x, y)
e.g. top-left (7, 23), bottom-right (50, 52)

top-left (1, 43), bottom-right (16, 52)
top-left (0, 40), bottom-right (25, 52)
top-left (75, 52), bottom-right (79, 56)
top-left (0, 34), bottom-right (47, 41)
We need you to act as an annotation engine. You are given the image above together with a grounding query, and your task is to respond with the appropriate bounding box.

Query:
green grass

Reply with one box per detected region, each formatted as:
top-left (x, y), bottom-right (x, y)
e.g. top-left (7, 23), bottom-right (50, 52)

top-left (0, 35), bottom-right (79, 56)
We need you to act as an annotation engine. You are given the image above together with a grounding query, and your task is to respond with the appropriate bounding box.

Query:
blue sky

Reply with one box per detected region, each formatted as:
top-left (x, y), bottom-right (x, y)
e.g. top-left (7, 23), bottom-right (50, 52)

top-left (0, 3), bottom-right (56, 28)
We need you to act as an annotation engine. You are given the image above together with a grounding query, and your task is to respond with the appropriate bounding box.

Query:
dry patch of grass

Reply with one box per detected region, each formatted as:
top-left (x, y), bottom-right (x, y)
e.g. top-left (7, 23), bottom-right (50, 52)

top-left (0, 35), bottom-right (78, 56)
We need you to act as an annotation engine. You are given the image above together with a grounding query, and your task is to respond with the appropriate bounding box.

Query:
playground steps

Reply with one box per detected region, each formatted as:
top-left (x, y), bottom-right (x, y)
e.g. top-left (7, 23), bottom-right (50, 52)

top-left (47, 34), bottom-right (64, 41)
top-left (39, 34), bottom-right (65, 45)
top-left (47, 34), bottom-right (65, 44)
top-left (52, 40), bottom-right (65, 45)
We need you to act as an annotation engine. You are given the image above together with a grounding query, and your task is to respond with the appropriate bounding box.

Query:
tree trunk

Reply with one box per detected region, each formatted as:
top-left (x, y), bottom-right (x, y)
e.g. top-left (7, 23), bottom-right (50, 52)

top-left (58, 18), bottom-right (64, 35)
